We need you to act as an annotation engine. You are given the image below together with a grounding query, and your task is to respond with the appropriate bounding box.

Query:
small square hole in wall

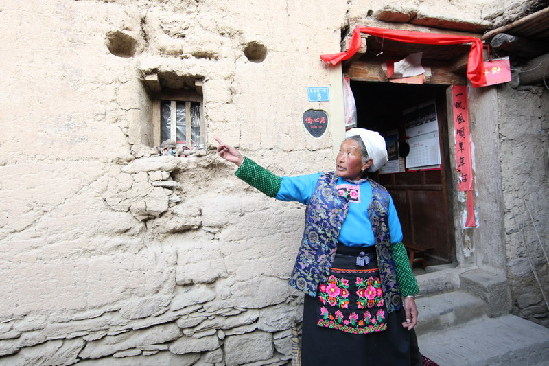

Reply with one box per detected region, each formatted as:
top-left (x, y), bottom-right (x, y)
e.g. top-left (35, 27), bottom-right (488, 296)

top-left (142, 72), bottom-right (205, 156)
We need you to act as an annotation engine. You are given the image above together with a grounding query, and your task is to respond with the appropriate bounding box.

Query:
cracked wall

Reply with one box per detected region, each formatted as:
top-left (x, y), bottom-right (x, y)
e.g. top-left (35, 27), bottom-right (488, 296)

top-left (0, 0), bottom-right (545, 365)
top-left (498, 85), bottom-right (549, 327)
top-left (0, 0), bottom-right (344, 364)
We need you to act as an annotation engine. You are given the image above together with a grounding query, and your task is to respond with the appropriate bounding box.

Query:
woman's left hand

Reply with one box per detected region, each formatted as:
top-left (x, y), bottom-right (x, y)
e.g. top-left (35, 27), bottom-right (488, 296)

top-left (402, 296), bottom-right (418, 330)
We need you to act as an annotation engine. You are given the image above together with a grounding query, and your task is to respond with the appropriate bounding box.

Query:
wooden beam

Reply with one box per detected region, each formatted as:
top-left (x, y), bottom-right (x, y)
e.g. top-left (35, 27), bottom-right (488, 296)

top-left (482, 7), bottom-right (549, 40)
top-left (451, 54), bottom-right (469, 73)
top-left (347, 60), bottom-right (466, 85)
top-left (347, 60), bottom-right (385, 82)
top-left (194, 80), bottom-right (203, 95)
top-left (490, 33), bottom-right (549, 59)
top-left (519, 53), bottom-right (549, 85)
top-left (142, 73), bottom-right (161, 94)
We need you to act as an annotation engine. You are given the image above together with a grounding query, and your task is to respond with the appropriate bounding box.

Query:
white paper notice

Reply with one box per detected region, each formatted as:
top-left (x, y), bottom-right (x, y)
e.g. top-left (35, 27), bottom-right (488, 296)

top-left (380, 159), bottom-right (401, 174)
top-left (394, 52), bottom-right (425, 78)
top-left (405, 132), bottom-right (441, 169)
top-left (406, 120), bottom-right (438, 138)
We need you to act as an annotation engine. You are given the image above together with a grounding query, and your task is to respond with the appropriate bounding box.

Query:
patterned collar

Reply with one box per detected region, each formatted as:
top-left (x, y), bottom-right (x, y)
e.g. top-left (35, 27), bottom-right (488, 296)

top-left (342, 177), bottom-right (369, 185)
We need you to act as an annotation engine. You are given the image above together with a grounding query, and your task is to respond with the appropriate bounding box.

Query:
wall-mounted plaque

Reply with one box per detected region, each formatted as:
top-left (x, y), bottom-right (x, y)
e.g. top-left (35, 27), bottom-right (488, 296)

top-left (307, 87), bottom-right (330, 102)
top-left (303, 109), bottom-right (328, 138)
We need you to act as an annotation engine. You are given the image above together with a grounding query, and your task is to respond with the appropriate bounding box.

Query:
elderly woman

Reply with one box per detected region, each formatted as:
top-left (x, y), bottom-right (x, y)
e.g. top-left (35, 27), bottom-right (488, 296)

top-left (216, 128), bottom-right (421, 366)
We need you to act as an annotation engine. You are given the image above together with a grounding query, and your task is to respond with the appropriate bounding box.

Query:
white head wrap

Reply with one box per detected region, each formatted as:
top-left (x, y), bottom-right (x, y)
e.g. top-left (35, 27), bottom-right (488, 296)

top-left (345, 128), bottom-right (388, 172)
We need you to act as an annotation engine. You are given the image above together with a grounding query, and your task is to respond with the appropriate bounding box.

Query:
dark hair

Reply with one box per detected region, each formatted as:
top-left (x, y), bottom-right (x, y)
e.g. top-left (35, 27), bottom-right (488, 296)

top-left (345, 135), bottom-right (370, 165)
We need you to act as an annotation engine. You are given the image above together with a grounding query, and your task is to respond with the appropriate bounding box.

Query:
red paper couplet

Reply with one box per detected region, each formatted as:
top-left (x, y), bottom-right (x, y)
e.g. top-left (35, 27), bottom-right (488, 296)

top-left (465, 190), bottom-right (477, 228)
top-left (452, 85), bottom-right (476, 227)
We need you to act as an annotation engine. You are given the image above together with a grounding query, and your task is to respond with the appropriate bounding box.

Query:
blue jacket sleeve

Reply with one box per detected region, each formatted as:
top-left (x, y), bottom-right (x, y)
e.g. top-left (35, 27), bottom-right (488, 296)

top-left (388, 196), bottom-right (404, 243)
top-left (275, 173), bottom-right (322, 205)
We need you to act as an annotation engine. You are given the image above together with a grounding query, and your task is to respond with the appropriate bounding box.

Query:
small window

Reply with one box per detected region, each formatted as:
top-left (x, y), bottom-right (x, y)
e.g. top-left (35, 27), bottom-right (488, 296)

top-left (150, 92), bottom-right (205, 151)
top-left (160, 100), bottom-right (203, 148)
top-left (142, 74), bottom-right (205, 152)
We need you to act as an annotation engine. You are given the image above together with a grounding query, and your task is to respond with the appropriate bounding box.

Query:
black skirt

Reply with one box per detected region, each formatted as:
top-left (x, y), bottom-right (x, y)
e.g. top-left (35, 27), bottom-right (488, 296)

top-left (300, 244), bottom-right (421, 366)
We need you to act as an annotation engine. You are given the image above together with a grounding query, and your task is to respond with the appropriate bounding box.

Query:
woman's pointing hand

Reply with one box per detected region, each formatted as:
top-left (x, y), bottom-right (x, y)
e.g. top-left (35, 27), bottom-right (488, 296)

top-left (215, 137), bottom-right (244, 166)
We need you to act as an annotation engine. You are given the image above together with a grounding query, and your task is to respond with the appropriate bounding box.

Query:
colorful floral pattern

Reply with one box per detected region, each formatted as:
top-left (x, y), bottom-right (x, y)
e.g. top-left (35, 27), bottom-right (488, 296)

top-left (317, 272), bottom-right (387, 334)
top-left (319, 275), bottom-right (350, 308)
top-left (336, 184), bottom-right (361, 202)
top-left (355, 276), bottom-right (384, 309)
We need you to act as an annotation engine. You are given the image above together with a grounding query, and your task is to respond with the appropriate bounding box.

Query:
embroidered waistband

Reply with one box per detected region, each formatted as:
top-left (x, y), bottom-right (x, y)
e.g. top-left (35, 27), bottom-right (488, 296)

top-left (331, 267), bottom-right (379, 274)
top-left (336, 243), bottom-right (376, 255)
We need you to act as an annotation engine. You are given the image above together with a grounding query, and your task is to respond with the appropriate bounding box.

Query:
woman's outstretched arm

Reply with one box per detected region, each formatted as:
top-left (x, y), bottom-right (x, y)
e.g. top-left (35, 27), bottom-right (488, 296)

top-left (215, 138), bottom-right (318, 202)
top-left (215, 137), bottom-right (282, 197)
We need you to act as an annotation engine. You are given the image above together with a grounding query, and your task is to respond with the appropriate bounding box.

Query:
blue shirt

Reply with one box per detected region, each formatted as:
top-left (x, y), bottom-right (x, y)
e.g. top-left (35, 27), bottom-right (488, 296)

top-left (275, 173), bottom-right (403, 246)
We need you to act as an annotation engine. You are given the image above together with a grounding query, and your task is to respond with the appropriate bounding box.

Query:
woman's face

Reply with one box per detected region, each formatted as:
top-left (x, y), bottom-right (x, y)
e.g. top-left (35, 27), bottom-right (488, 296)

top-left (335, 139), bottom-right (371, 180)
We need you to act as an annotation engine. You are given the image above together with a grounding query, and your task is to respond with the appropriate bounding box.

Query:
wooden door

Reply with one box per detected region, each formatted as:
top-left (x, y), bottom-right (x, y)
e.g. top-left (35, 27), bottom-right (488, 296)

top-left (376, 90), bottom-right (454, 265)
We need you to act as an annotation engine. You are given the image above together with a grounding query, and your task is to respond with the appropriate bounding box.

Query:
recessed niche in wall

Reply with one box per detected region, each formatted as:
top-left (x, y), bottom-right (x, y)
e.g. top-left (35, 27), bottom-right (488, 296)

top-left (244, 41), bottom-right (267, 62)
top-left (106, 31), bottom-right (137, 58)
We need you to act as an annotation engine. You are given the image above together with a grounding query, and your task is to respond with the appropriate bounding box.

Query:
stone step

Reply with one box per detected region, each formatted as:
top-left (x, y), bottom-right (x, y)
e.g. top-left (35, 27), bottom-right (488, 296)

top-left (418, 314), bottom-right (549, 366)
top-left (415, 291), bottom-right (487, 335)
top-left (415, 267), bottom-right (462, 297)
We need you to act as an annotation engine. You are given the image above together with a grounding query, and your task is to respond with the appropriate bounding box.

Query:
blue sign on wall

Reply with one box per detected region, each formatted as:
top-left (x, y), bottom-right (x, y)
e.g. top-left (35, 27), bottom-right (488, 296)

top-left (307, 87), bottom-right (330, 102)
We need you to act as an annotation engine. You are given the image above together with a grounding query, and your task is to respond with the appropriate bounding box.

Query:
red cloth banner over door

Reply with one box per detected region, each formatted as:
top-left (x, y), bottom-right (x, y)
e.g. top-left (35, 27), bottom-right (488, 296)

top-left (452, 85), bottom-right (476, 228)
top-left (320, 26), bottom-right (486, 88)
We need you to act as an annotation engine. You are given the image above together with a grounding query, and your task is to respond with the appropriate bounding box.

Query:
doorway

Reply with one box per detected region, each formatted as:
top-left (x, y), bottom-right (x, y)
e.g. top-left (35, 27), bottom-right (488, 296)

top-left (350, 81), bottom-right (455, 266)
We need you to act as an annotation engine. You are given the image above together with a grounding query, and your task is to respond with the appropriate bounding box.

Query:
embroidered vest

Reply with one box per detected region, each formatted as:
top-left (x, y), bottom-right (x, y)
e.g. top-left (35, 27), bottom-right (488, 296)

top-left (288, 172), bottom-right (402, 312)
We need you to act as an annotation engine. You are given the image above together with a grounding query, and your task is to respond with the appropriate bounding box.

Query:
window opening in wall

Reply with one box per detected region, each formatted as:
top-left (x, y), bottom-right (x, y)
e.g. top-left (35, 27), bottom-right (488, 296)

top-left (160, 100), bottom-right (203, 148)
top-left (142, 73), bottom-right (205, 156)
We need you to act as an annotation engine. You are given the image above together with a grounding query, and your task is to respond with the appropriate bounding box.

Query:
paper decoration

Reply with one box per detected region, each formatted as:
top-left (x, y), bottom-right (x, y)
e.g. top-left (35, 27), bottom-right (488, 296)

top-left (465, 190), bottom-right (476, 228)
top-left (452, 85), bottom-right (476, 228)
top-left (480, 57), bottom-right (512, 87)
top-left (380, 159), bottom-right (405, 174)
top-left (403, 101), bottom-right (441, 169)
top-left (394, 52), bottom-right (425, 78)
top-left (406, 132), bottom-right (441, 169)
top-left (452, 86), bottom-right (473, 191)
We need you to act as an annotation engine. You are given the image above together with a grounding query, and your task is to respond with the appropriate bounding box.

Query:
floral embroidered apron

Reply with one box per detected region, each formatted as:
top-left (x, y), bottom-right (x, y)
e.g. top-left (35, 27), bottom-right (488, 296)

top-left (315, 245), bottom-right (387, 334)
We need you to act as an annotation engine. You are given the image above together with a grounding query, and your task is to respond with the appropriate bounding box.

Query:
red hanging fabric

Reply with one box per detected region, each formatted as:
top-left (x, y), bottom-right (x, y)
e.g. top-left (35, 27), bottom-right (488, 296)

top-left (320, 26), bottom-right (486, 88)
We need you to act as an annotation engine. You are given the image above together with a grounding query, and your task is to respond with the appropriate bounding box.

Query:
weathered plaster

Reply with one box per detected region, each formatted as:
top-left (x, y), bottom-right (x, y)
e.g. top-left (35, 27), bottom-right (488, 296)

top-left (498, 85), bottom-right (549, 326)
top-left (0, 0), bottom-right (546, 364)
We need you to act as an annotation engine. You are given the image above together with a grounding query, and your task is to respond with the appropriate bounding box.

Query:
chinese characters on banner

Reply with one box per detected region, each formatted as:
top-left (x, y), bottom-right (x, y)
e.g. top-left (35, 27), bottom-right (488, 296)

top-left (480, 58), bottom-right (512, 87)
top-left (452, 85), bottom-right (477, 228)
